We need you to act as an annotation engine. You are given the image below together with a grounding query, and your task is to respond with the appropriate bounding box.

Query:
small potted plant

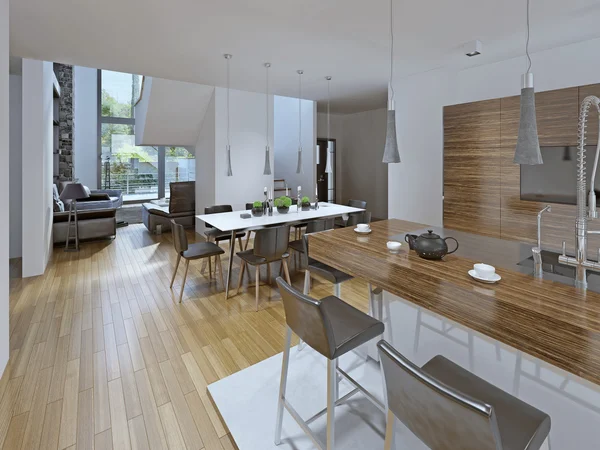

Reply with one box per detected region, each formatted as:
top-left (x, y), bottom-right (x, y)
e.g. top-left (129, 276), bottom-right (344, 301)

top-left (251, 201), bottom-right (264, 217)
top-left (274, 196), bottom-right (292, 214)
top-left (301, 196), bottom-right (311, 211)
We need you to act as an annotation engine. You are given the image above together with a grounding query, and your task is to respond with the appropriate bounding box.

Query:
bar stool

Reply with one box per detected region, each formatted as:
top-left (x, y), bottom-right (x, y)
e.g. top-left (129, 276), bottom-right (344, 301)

top-left (275, 278), bottom-right (385, 450)
top-left (169, 220), bottom-right (225, 303)
top-left (377, 340), bottom-right (552, 450)
top-left (288, 218), bottom-right (334, 270)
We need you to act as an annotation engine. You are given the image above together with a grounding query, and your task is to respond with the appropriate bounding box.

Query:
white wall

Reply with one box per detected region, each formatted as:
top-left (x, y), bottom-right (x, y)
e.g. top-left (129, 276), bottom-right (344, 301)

top-left (389, 36), bottom-right (600, 226)
top-left (74, 66), bottom-right (98, 188)
top-left (9, 75), bottom-right (22, 259)
top-left (194, 92), bottom-right (216, 234)
top-left (274, 96), bottom-right (316, 200)
top-left (21, 59), bottom-right (54, 277)
top-left (317, 112), bottom-right (344, 202)
top-left (0, 0), bottom-right (9, 377)
top-left (214, 87), bottom-right (274, 210)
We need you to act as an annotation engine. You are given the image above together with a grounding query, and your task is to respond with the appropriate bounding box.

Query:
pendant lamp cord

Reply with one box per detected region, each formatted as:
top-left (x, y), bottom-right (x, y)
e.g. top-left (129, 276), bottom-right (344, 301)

top-left (266, 64), bottom-right (269, 147)
top-left (227, 57), bottom-right (230, 148)
top-left (327, 78), bottom-right (331, 141)
top-left (389, 0), bottom-right (395, 105)
top-left (298, 71), bottom-right (302, 149)
top-left (526, 0), bottom-right (532, 73)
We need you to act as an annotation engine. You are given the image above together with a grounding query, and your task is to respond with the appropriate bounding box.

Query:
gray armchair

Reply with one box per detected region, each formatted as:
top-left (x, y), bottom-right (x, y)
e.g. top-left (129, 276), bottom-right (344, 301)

top-left (142, 181), bottom-right (195, 232)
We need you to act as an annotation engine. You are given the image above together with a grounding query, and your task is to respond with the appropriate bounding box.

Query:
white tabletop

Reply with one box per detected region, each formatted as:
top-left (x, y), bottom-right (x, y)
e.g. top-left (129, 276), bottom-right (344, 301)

top-left (196, 202), bottom-right (364, 232)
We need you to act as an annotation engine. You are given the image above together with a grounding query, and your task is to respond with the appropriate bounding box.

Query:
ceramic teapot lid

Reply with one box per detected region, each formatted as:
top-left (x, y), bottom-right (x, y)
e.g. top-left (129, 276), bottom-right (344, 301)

top-left (419, 230), bottom-right (441, 239)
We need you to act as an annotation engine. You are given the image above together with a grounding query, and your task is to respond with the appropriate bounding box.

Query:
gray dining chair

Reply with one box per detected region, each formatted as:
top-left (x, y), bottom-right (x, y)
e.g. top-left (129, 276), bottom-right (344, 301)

top-left (346, 211), bottom-right (372, 228)
top-left (202, 205), bottom-right (247, 275)
top-left (169, 220), bottom-right (225, 303)
top-left (236, 225), bottom-right (292, 311)
top-left (377, 340), bottom-right (551, 450)
top-left (335, 199), bottom-right (367, 228)
top-left (275, 278), bottom-right (385, 449)
top-left (288, 218), bottom-right (335, 270)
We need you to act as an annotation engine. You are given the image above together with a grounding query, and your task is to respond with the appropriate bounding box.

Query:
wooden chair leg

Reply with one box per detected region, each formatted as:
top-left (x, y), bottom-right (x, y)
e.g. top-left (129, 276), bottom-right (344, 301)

top-left (236, 260), bottom-right (246, 294)
top-left (238, 236), bottom-right (244, 252)
top-left (208, 256), bottom-right (212, 279)
top-left (244, 231), bottom-right (251, 250)
top-left (179, 259), bottom-right (190, 303)
top-left (201, 236), bottom-right (212, 274)
top-left (170, 254), bottom-right (181, 288)
top-left (282, 259), bottom-right (292, 285)
top-left (217, 254), bottom-right (225, 291)
top-left (267, 263), bottom-right (272, 285)
top-left (255, 265), bottom-right (260, 311)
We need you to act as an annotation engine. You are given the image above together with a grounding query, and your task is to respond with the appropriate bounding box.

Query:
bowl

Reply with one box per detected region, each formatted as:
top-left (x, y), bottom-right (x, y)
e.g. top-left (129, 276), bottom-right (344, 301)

top-left (387, 241), bottom-right (402, 253)
top-left (473, 263), bottom-right (495, 279)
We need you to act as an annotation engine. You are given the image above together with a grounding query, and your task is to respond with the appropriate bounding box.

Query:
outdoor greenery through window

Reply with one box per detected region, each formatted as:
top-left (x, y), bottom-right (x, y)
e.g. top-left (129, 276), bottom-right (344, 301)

top-left (100, 70), bottom-right (195, 202)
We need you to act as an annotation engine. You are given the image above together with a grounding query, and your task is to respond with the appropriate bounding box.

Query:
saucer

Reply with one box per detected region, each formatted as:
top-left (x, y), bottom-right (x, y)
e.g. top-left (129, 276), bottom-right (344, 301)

top-left (354, 228), bottom-right (372, 234)
top-left (468, 269), bottom-right (501, 284)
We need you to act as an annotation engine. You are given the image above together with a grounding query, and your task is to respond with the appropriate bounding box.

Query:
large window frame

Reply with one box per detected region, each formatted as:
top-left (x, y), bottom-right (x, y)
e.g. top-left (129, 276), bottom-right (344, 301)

top-left (97, 70), bottom-right (193, 202)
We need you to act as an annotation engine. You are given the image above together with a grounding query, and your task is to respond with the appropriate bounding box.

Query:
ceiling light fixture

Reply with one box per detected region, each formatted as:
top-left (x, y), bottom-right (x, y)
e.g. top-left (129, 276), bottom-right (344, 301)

top-left (263, 62), bottom-right (272, 175)
top-left (296, 70), bottom-right (304, 174)
top-left (514, 0), bottom-right (543, 165)
top-left (463, 40), bottom-right (482, 57)
top-left (382, 0), bottom-right (400, 164)
top-left (325, 76), bottom-right (333, 174)
top-left (224, 54), bottom-right (233, 176)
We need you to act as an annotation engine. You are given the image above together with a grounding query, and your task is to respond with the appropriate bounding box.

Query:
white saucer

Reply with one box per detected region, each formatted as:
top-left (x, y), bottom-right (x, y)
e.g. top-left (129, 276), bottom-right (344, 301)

top-left (354, 228), bottom-right (372, 234)
top-left (468, 269), bottom-right (501, 284)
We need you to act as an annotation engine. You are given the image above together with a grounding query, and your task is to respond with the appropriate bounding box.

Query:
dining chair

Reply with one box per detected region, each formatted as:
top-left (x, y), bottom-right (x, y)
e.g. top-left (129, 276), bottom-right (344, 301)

top-left (169, 220), bottom-right (225, 303)
top-left (236, 225), bottom-right (292, 311)
top-left (377, 340), bottom-right (552, 450)
top-left (202, 205), bottom-right (246, 275)
top-left (335, 199), bottom-right (368, 228)
top-left (288, 218), bottom-right (335, 270)
top-left (346, 211), bottom-right (372, 228)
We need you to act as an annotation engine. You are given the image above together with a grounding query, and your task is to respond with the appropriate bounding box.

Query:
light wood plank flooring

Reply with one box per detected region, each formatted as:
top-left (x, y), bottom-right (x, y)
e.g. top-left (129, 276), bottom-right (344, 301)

top-left (0, 224), bottom-right (370, 449)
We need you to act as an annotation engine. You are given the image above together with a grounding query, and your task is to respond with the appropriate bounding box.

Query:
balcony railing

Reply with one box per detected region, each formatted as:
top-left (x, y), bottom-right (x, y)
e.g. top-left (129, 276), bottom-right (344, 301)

top-left (101, 170), bottom-right (194, 201)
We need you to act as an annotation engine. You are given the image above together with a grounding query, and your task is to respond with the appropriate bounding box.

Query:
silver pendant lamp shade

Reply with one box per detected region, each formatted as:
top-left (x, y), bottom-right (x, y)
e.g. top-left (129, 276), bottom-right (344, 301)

top-left (382, 0), bottom-right (400, 164)
top-left (263, 63), bottom-right (272, 175)
top-left (325, 76), bottom-right (333, 174)
top-left (224, 54), bottom-right (233, 176)
top-left (296, 70), bottom-right (304, 174)
top-left (513, 0), bottom-right (543, 165)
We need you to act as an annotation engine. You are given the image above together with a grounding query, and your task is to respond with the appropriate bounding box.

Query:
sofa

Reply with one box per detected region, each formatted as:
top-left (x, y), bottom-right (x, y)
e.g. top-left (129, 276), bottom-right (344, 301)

top-left (142, 181), bottom-right (195, 232)
top-left (53, 208), bottom-right (117, 244)
top-left (56, 181), bottom-right (123, 211)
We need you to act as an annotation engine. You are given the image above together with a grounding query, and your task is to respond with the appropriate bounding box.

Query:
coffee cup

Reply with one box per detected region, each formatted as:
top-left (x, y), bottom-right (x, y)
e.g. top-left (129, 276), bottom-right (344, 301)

top-left (357, 223), bottom-right (370, 232)
top-left (474, 263), bottom-right (495, 279)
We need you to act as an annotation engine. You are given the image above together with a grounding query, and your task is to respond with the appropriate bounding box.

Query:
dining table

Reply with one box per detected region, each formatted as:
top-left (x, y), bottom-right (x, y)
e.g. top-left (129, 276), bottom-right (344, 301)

top-left (196, 202), bottom-right (365, 297)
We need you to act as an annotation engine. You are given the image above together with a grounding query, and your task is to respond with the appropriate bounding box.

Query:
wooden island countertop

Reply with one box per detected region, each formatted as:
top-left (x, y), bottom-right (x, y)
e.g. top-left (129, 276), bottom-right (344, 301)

top-left (308, 219), bottom-right (600, 387)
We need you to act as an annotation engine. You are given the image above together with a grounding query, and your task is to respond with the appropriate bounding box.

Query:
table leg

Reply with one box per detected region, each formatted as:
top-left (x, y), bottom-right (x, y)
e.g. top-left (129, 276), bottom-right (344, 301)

top-left (225, 230), bottom-right (237, 298)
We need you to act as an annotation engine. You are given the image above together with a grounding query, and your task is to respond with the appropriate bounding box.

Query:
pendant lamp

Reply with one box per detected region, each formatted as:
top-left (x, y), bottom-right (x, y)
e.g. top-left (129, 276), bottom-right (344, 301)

top-left (224, 54), bottom-right (233, 176)
top-left (263, 63), bottom-right (272, 175)
top-left (296, 70), bottom-right (304, 174)
top-left (325, 76), bottom-right (333, 174)
top-left (513, 0), bottom-right (543, 165)
top-left (382, 0), bottom-right (400, 164)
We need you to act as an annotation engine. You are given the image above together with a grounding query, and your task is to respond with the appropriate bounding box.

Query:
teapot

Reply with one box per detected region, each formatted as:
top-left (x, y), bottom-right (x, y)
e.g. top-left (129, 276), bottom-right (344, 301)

top-left (407, 230), bottom-right (459, 260)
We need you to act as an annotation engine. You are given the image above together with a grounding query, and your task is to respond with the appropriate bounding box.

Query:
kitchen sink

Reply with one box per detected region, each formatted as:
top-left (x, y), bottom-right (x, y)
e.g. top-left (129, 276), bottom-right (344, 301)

top-left (517, 249), bottom-right (600, 283)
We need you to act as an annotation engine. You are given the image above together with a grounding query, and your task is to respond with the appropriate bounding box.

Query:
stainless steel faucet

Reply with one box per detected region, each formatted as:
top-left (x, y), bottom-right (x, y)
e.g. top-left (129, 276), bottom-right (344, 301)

top-left (558, 96), bottom-right (600, 289)
top-left (532, 205), bottom-right (552, 278)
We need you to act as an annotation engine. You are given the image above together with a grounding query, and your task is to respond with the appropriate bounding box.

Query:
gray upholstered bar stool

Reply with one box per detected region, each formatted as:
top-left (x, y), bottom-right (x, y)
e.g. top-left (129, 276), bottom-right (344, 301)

top-left (169, 220), bottom-right (225, 303)
top-left (377, 340), bottom-right (551, 450)
top-left (236, 225), bottom-right (292, 311)
top-left (275, 278), bottom-right (385, 450)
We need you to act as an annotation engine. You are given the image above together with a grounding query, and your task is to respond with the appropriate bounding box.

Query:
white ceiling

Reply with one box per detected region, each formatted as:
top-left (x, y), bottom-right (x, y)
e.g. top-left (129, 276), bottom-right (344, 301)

top-left (9, 0), bottom-right (600, 113)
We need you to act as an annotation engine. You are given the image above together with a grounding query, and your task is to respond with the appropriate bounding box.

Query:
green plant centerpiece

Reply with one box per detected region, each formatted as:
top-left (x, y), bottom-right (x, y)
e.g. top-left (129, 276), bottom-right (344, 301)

top-left (251, 200), bottom-right (264, 217)
top-left (301, 196), bottom-right (311, 211)
top-left (274, 196), bottom-right (292, 213)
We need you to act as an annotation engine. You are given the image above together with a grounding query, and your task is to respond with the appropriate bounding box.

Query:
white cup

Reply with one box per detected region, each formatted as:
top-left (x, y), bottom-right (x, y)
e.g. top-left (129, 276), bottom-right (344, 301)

top-left (474, 263), bottom-right (495, 279)
top-left (357, 223), bottom-right (370, 232)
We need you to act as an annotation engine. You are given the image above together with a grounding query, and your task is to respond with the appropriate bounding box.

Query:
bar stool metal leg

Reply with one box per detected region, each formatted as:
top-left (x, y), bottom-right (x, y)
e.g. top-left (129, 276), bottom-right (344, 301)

top-left (297, 270), bottom-right (312, 351)
top-left (383, 409), bottom-right (395, 450)
top-left (334, 283), bottom-right (341, 298)
top-left (326, 358), bottom-right (337, 449)
top-left (275, 326), bottom-right (292, 445)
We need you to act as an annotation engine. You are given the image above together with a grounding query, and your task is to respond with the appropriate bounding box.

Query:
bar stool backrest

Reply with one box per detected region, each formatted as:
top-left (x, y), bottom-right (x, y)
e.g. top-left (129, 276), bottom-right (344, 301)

top-left (254, 225), bottom-right (290, 263)
top-left (204, 205), bottom-right (233, 229)
top-left (276, 277), bottom-right (334, 359)
top-left (378, 341), bottom-right (502, 450)
top-left (170, 220), bottom-right (188, 254)
top-left (302, 218), bottom-right (335, 264)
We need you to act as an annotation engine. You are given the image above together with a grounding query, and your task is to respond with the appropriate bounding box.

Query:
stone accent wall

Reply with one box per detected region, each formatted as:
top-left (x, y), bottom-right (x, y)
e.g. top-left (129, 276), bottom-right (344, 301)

top-left (54, 63), bottom-right (74, 180)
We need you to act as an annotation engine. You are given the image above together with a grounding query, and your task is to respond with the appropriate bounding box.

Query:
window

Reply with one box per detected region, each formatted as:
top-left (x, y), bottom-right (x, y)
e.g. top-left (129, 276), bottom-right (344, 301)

top-left (99, 70), bottom-right (194, 201)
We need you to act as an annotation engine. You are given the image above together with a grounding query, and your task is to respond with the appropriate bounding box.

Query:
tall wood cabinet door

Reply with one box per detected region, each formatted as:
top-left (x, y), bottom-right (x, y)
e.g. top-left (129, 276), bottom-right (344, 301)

top-left (444, 99), bottom-right (501, 148)
top-left (501, 87), bottom-right (578, 148)
top-left (579, 84), bottom-right (600, 144)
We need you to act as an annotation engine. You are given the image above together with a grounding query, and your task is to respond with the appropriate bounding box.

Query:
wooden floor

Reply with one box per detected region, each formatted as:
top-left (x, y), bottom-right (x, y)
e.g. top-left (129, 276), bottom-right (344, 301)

top-left (0, 224), bottom-right (370, 450)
